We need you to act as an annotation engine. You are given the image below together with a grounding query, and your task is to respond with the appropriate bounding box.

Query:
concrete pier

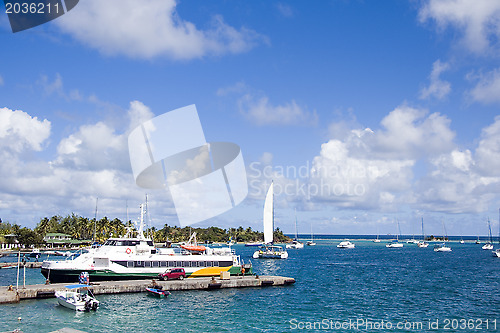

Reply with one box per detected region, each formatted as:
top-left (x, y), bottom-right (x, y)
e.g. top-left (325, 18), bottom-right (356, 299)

top-left (0, 262), bottom-right (42, 269)
top-left (0, 275), bottom-right (295, 304)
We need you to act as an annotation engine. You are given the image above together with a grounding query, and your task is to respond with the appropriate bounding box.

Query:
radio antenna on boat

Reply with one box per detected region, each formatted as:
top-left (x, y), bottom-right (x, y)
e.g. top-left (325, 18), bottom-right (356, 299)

top-left (126, 199), bottom-right (129, 225)
top-left (93, 197), bottom-right (98, 243)
top-left (145, 194), bottom-right (153, 239)
top-left (135, 203), bottom-right (146, 240)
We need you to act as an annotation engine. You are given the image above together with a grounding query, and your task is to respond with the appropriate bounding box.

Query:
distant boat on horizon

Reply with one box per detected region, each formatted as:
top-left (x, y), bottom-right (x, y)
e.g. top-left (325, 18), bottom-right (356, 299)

top-left (417, 217), bottom-right (429, 248)
top-left (386, 220), bottom-right (403, 248)
top-left (286, 209), bottom-right (304, 249)
top-left (482, 219), bottom-right (493, 250)
top-left (373, 225), bottom-right (380, 243)
top-left (434, 221), bottom-right (451, 252)
top-left (306, 223), bottom-right (316, 246)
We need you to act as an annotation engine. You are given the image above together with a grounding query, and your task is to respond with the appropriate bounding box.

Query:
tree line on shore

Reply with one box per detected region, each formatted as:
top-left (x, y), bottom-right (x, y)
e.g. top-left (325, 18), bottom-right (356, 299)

top-left (0, 214), bottom-right (290, 246)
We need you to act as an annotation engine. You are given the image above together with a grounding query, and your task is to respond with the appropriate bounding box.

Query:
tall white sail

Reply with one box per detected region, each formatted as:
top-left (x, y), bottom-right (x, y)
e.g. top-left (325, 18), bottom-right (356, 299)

top-left (263, 182), bottom-right (274, 244)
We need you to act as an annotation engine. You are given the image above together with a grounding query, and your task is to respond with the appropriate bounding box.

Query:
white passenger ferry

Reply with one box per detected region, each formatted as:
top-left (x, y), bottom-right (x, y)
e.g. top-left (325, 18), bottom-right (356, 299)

top-left (41, 205), bottom-right (251, 283)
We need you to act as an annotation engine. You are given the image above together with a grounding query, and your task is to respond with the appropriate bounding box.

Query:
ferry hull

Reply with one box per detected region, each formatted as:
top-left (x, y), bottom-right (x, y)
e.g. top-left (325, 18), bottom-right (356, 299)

top-left (42, 265), bottom-right (252, 283)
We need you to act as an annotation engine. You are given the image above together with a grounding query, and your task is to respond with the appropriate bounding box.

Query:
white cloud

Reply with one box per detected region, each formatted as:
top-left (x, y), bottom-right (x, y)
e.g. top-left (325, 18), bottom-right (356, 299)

top-left (38, 73), bottom-right (63, 96)
top-left (415, 149), bottom-right (496, 213)
top-left (420, 60), bottom-right (451, 100)
top-left (419, 0), bottom-right (500, 54)
top-left (475, 116), bottom-right (500, 176)
top-left (56, 0), bottom-right (266, 60)
top-left (238, 94), bottom-right (318, 126)
top-left (55, 101), bottom-right (153, 172)
top-left (37, 73), bottom-right (83, 101)
top-left (276, 3), bottom-right (294, 18)
top-left (246, 105), bottom-right (459, 212)
top-left (415, 117), bottom-right (500, 214)
top-left (371, 105), bottom-right (455, 159)
top-left (216, 81), bottom-right (248, 97)
top-left (260, 152), bottom-right (273, 165)
top-left (307, 105), bottom-right (456, 211)
top-left (127, 100), bottom-right (155, 132)
top-left (309, 134), bottom-right (415, 210)
top-left (0, 101), bottom-right (172, 227)
top-left (55, 121), bottom-right (126, 170)
top-left (468, 68), bottom-right (500, 104)
top-left (0, 107), bottom-right (51, 152)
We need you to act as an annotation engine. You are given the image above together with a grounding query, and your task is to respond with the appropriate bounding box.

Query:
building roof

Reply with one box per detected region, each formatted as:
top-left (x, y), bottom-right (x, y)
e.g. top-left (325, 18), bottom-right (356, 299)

top-left (44, 233), bottom-right (72, 237)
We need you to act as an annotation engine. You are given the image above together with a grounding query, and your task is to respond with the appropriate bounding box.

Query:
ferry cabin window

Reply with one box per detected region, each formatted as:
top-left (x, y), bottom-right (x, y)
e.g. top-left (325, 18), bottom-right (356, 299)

top-left (127, 261), bottom-right (134, 267)
top-left (147, 241), bottom-right (154, 246)
top-left (206, 261), bottom-right (212, 267)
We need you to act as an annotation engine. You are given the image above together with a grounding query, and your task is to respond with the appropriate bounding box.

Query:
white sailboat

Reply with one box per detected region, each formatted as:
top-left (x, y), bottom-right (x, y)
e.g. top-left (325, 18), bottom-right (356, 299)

top-left (495, 210), bottom-right (500, 257)
top-left (306, 223), bottom-right (316, 246)
top-left (417, 217), bottom-right (429, 248)
top-left (286, 209), bottom-right (304, 249)
top-left (373, 225), bottom-right (381, 243)
top-left (434, 221), bottom-right (452, 252)
top-left (386, 220), bottom-right (403, 248)
top-left (253, 182), bottom-right (288, 259)
top-left (406, 220), bottom-right (418, 244)
top-left (482, 219), bottom-right (493, 250)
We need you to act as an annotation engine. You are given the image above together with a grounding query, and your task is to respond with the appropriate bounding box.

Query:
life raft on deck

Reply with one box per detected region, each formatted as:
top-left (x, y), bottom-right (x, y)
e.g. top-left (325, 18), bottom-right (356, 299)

top-left (180, 244), bottom-right (206, 252)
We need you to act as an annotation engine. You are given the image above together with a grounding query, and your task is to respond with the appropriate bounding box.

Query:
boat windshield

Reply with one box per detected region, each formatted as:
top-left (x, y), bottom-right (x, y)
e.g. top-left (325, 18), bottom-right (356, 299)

top-left (103, 240), bottom-right (142, 246)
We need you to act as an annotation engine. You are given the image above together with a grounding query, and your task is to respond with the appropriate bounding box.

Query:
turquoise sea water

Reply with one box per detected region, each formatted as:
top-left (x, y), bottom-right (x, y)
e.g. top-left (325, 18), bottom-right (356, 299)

top-left (1, 240), bottom-right (499, 332)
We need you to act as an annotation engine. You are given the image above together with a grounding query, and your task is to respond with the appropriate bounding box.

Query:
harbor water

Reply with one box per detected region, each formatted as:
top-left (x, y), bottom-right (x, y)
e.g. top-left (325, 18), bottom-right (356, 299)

top-left (0, 239), bottom-right (499, 332)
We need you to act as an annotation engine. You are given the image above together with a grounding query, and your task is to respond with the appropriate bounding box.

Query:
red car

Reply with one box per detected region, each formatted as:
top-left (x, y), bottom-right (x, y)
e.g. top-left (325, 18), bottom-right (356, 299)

top-left (158, 268), bottom-right (186, 281)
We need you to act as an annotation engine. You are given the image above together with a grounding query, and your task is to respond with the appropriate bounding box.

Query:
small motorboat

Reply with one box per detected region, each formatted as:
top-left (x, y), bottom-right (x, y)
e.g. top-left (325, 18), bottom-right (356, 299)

top-left (493, 249), bottom-right (500, 258)
top-left (146, 287), bottom-right (171, 298)
top-left (482, 242), bottom-right (493, 250)
top-left (386, 240), bottom-right (404, 248)
top-left (286, 240), bottom-right (304, 249)
top-left (337, 240), bottom-right (355, 249)
top-left (417, 241), bottom-right (429, 248)
top-left (29, 248), bottom-right (41, 258)
top-left (245, 242), bottom-right (263, 247)
top-left (434, 243), bottom-right (452, 252)
top-left (55, 284), bottom-right (99, 311)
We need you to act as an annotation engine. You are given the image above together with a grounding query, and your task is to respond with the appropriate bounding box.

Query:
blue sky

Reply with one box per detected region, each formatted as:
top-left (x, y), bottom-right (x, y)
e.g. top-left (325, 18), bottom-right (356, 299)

top-left (1, 0), bottom-right (500, 237)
